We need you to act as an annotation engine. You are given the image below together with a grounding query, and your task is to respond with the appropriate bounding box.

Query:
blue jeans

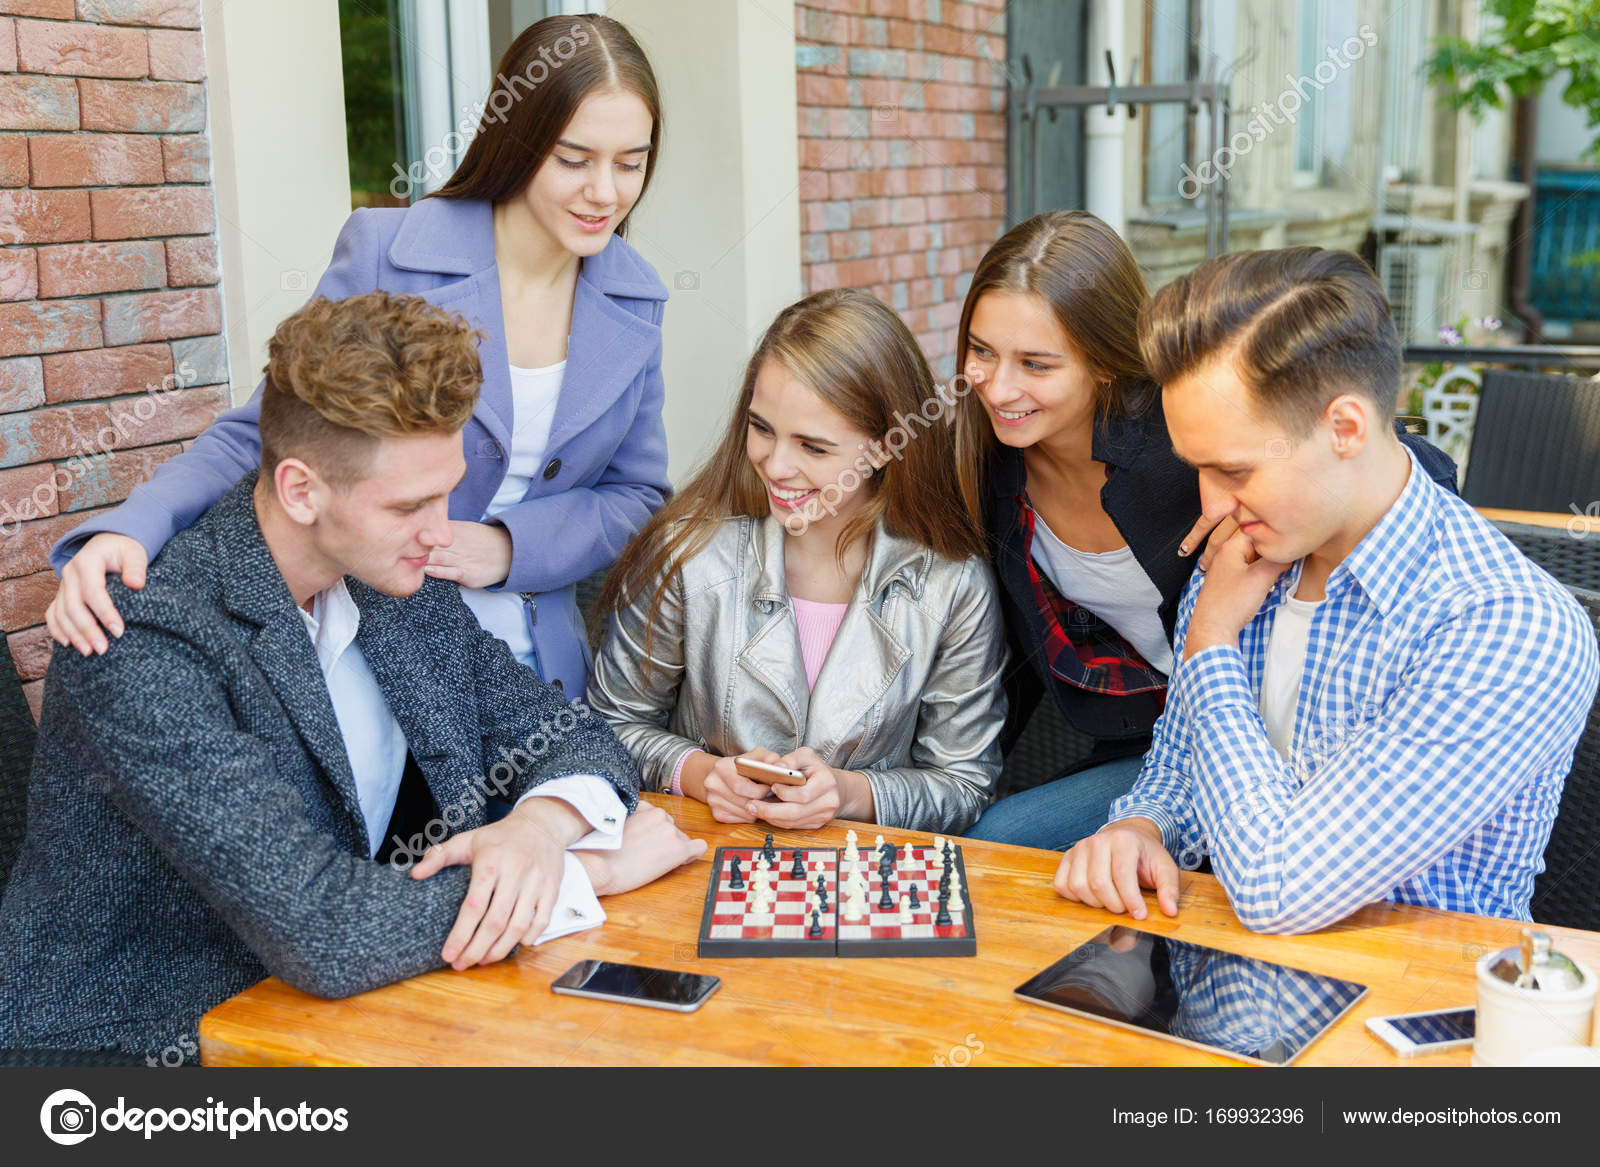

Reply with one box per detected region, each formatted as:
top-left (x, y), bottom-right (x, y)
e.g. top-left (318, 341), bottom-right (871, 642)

top-left (965, 753), bottom-right (1146, 850)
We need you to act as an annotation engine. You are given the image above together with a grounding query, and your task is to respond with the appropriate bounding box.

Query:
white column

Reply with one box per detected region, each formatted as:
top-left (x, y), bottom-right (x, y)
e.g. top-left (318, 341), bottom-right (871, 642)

top-left (1085, 0), bottom-right (1127, 235)
top-left (605, 0), bottom-right (803, 483)
top-left (202, 0), bottom-right (353, 404)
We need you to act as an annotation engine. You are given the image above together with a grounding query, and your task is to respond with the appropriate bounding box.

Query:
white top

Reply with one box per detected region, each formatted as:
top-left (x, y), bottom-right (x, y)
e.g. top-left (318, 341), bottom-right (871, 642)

top-left (299, 576), bottom-right (623, 944)
top-left (1257, 592), bottom-right (1320, 761)
top-left (459, 359), bottom-right (567, 672)
top-left (1029, 515), bottom-right (1174, 675)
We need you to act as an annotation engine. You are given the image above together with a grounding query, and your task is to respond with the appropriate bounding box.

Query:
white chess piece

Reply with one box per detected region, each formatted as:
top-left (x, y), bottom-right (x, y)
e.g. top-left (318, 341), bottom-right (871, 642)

top-left (948, 877), bottom-right (964, 913)
top-left (843, 886), bottom-right (865, 922)
top-left (898, 893), bottom-right (913, 924)
top-left (749, 884), bottom-right (773, 917)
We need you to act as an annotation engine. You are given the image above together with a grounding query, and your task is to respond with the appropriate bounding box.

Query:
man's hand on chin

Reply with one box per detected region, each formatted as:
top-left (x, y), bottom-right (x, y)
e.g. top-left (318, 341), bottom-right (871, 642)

top-left (410, 796), bottom-right (587, 970)
top-left (1183, 529), bottom-right (1289, 661)
top-left (573, 803), bottom-right (706, 898)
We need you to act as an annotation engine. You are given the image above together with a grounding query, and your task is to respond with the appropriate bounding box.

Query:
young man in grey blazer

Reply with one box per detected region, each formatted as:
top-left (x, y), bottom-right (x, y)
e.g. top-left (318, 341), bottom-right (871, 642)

top-left (0, 292), bottom-right (703, 1063)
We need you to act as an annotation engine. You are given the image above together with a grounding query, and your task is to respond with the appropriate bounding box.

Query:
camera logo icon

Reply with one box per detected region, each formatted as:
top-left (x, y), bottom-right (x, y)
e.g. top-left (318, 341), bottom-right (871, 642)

top-left (40, 1089), bottom-right (97, 1146)
top-left (1265, 437), bottom-right (1292, 459)
top-left (673, 270), bottom-right (700, 291)
top-left (280, 270), bottom-right (309, 293)
top-left (1463, 269), bottom-right (1488, 290)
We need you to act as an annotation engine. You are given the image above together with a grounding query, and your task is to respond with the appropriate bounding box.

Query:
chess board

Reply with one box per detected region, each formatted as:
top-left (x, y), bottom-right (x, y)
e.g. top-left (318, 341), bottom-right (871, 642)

top-left (697, 843), bottom-right (976, 958)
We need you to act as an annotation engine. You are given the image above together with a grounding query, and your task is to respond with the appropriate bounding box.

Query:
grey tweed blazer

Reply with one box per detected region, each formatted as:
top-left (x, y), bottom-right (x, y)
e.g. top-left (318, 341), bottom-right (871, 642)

top-left (0, 473), bottom-right (641, 1060)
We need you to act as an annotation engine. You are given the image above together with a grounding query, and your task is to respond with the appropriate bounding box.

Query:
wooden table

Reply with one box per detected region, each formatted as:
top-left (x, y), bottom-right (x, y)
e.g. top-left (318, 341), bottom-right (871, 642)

top-left (200, 794), bottom-right (1600, 1067)
top-left (1477, 506), bottom-right (1600, 535)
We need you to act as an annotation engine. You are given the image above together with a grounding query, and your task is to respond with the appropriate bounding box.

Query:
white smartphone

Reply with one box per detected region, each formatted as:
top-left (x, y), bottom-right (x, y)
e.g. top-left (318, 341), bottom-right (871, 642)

top-left (550, 960), bottom-right (721, 1013)
top-left (734, 756), bottom-right (806, 785)
top-left (1365, 1007), bottom-right (1476, 1056)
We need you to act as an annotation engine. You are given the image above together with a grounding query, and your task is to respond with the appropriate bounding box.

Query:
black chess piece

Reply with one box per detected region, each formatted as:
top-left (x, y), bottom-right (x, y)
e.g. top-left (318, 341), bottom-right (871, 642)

top-left (909, 884), bottom-right (920, 910)
top-left (728, 856), bottom-right (744, 889)
top-left (815, 873), bottom-right (829, 909)
top-left (790, 849), bottom-right (805, 879)
top-left (935, 900), bottom-right (953, 927)
top-left (878, 882), bottom-right (895, 911)
top-left (762, 833), bottom-right (777, 863)
top-left (808, 908), bottom-right (823, 938)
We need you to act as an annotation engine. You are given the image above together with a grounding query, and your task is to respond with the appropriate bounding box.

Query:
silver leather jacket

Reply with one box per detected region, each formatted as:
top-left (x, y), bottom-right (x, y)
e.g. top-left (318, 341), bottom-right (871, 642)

top-left (585, 515), bottom-right (1009, 833)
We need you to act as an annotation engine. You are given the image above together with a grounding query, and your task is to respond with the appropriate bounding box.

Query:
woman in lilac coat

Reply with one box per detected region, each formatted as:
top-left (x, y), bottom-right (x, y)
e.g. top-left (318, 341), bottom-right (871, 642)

top-left (47, 15), bottom-right (669, 698)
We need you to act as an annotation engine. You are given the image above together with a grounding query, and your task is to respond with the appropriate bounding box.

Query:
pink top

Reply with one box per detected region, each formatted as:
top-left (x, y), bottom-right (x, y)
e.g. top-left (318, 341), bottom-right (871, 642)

top-left (792, 596), bottom-right (849, 689)
top-left (667, 596), bottom-right (850, 795)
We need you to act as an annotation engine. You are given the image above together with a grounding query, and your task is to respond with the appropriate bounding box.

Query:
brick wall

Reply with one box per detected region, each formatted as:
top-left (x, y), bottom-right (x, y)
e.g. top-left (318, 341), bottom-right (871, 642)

top-left (795, 0), bottom-right (1006, 377)
top-left (0, 0), bottom-right (225, 720)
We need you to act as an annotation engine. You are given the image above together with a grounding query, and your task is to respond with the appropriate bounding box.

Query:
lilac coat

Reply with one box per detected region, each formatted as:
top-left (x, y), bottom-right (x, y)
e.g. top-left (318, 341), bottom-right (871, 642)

top-left (51, 196), bottom-right (672, 697)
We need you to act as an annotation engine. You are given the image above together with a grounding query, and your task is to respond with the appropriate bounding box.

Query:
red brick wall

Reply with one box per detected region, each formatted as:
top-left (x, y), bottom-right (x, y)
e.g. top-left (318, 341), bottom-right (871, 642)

top-left (795, 0), bottom-right (1007, 376)
top-left (0, 0), bottom-right (223, 720)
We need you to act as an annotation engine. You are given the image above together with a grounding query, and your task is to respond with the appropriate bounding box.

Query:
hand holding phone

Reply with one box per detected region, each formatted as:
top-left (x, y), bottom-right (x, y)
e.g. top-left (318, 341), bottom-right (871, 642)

top-left (734, 756), bottom-right (806, 785)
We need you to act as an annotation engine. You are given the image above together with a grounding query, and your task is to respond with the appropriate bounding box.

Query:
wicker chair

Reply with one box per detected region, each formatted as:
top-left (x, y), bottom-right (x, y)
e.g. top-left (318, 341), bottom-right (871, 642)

top-left (1531, 588), bottom-right (1600, 933)
top-left (1486, 521), bottom-right (1600, 593)
top-left (1461, 370), bottom-right (1600, 514)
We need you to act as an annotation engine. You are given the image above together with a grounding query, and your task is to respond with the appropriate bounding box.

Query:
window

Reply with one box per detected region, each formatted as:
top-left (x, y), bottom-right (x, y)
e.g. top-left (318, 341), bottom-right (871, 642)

top-left (339, 0), bottom-right (600, 209)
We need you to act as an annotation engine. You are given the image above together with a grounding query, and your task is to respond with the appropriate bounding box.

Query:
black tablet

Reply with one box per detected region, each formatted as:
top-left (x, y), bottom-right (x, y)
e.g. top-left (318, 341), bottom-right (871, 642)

top-left (1013, 925), bottom-right (1368, 1066)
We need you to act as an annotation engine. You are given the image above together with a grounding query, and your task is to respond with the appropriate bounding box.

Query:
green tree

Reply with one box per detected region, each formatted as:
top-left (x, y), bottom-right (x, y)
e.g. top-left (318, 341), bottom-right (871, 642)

top-left (340, 0), bottom-right (406, 203)
top-left (1424, 0), bottom-right (1600, 160)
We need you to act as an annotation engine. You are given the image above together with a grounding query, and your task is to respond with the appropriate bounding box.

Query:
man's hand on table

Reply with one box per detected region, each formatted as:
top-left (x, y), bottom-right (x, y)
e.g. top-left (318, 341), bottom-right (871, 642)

top-left (411, 795), bottom-right (588, 969)
top-left (1054, 817), bottom-right (1180, 921)
top-left (572, 802), bottom-right (706, 901)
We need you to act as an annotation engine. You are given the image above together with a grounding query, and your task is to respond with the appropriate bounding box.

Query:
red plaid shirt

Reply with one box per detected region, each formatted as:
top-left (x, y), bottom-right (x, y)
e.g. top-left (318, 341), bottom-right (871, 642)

top-left (1016, 492), bottom-right (1169, 700)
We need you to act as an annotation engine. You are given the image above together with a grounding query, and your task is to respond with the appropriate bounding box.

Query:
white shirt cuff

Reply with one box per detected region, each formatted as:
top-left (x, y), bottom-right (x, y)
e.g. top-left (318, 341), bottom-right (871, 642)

top-left (527, 851), bottom-right (606, 945)
top-left (514, 774), bottom-right (626, 851)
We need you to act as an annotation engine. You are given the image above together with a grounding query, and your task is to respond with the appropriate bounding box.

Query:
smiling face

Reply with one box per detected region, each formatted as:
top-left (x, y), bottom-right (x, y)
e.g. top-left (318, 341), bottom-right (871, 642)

top-left (513, 88), bottom-right (653, 259)
top-left (305, 431), bottom-right (468, 597)
top-left (744, 358), bottom-right (880, 535)
top-left (1162, 351), bottom-right (1360, 566)
top-left (962, 290), bottom-right (1104, 449)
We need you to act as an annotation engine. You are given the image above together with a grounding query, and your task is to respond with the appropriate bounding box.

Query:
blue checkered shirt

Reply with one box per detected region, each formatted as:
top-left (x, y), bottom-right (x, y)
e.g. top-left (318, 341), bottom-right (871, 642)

top-left (1109, 449), bottom-right (1599, 933)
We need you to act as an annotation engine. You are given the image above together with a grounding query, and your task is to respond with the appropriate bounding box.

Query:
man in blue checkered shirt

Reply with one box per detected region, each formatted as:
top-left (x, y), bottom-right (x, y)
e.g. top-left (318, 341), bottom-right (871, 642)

top-left (1055, 247), bottom-right (1599, 934)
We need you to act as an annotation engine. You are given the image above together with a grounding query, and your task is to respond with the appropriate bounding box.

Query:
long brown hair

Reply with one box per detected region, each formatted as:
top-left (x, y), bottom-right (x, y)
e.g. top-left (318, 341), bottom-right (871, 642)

top-left (951, 210), bottom-right (1157, 532)
top-left (594, 288), bottom-right (985, 645)
top-left (431, 14), bottom-right (662, 233)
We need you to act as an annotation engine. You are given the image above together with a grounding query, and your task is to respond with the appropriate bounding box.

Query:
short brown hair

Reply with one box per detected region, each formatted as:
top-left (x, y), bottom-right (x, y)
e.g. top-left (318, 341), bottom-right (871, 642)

top-left (259, 291), bottom-right (483, 488)
top-left (1138, 247), bottom-right (1401, 435)
top-left (433, 14), bottom-right (661, 234)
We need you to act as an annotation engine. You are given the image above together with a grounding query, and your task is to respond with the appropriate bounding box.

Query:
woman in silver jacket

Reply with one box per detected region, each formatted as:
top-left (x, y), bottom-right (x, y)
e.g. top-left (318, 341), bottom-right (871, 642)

top-left (586, 289), bottom-right (1008, 834)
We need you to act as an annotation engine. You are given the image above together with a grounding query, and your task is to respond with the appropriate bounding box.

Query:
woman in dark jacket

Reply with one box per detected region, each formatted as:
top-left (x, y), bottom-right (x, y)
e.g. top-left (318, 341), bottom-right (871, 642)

top-left (954, 212), bottom-right (1457, 848)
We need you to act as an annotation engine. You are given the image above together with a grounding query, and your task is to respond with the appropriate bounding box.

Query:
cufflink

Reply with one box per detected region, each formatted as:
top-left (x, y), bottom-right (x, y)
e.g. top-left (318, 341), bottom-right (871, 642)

top-left (603, 815), bottom-right (617, 826)
top-left (567, 907), bottom-right (585, 919)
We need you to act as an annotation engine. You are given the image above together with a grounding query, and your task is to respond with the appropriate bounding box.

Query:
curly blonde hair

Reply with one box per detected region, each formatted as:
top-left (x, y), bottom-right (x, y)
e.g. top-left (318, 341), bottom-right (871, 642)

top-left (259, 291), bottom-right (484, 488)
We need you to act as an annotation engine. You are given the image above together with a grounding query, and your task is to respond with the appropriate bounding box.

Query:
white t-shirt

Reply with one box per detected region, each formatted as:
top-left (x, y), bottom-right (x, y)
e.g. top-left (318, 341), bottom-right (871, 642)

top-left (1029, 514), bottom-right (1174, 675)
top-left (1258, 592), bottom-right (1320, 761)
top-left (459, 359), bottom-right (566, 672)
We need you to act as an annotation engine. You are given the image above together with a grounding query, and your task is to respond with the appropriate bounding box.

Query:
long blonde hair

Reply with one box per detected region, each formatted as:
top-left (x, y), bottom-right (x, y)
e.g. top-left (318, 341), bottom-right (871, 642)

top-left (594, 288), bottom-right (984, 643)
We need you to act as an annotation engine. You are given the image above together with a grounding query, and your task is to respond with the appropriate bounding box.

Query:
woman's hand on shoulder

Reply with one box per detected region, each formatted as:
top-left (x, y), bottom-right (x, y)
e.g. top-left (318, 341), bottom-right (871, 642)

top-left (423, 520), bottom-right (513, 589)
top-left (46, 533), bottom-right (148, 655)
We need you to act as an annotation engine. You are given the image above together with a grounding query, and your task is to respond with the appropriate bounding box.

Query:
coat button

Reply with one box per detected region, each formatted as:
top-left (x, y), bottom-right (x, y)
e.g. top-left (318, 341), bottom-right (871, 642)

top-left (542, 458), bottom-right (561, 480)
